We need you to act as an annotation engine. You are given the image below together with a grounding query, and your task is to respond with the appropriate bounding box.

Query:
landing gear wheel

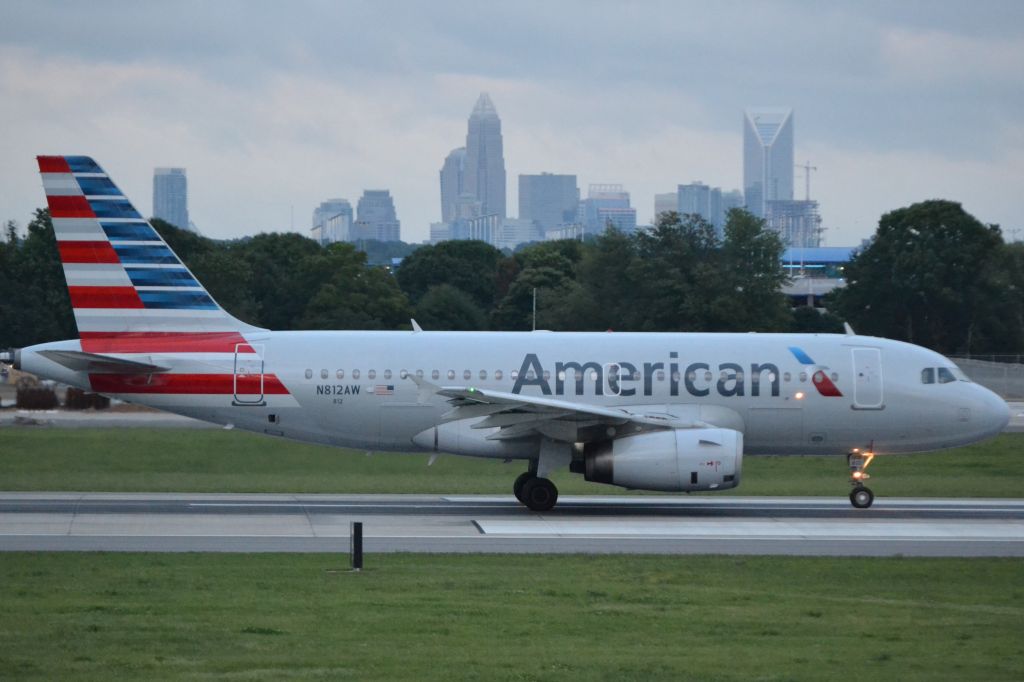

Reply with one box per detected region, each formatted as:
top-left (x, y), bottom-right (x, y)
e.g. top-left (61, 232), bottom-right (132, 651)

top-left (521, 477), bottom-right (558, 512)
top-left (850, 485), bottom-right (874, 509)
top-left (847, 450), bottom-right (877, 508)
top-left (513, 472), bottom-right (534, 503)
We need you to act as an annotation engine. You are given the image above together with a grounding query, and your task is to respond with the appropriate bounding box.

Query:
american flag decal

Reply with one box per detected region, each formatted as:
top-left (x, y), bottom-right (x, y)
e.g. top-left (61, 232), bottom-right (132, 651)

top-left (373, 385), bottom-right (394, 396)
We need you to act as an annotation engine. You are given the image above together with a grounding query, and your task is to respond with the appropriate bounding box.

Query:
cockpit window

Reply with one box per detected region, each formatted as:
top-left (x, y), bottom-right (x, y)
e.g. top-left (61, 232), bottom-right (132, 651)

top-left (921, 368), bottom-right (935, 384)
top-left (937, 367), bottom-right (956, 384)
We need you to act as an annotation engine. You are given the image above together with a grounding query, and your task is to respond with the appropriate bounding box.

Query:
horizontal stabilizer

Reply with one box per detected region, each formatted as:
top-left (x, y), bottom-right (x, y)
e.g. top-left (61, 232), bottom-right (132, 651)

top-left (37, 350), bottom-right (170, 374)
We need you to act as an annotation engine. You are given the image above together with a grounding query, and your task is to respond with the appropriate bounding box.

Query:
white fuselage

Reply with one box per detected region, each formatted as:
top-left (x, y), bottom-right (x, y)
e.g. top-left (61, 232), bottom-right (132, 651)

top-left (22, 331), bottom-right (1010, 458)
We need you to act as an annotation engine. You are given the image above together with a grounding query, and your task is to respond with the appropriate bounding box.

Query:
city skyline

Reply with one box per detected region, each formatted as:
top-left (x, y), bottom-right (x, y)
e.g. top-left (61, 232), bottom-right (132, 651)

top-left (1, 2), bottom-right (1022, 245)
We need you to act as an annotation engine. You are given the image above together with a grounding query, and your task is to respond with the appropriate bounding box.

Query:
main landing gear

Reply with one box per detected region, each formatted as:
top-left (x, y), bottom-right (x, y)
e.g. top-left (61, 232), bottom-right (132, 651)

top-left (848, 451), bottom-right (875, 509)
top-left (513, 471), bottom-right (559, 512)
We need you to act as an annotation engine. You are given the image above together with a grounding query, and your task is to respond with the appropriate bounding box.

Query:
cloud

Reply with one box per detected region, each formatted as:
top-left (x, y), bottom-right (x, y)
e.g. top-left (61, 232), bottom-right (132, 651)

top-left (804, 139), bottom-right (1024, 244)
top-left (1, 2), bottom-right (1022, 245)
top-left (880, 27), bottom-right (1024, 85)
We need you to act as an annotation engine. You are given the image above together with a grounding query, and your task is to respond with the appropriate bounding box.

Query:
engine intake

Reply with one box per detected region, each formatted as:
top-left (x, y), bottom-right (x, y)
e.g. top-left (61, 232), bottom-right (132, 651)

top-left (581, 428), bottom-right (743, 492)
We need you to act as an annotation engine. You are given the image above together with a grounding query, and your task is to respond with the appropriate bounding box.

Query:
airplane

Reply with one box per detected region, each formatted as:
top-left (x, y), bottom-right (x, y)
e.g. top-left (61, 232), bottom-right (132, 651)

top-left (6, 155), bottom-right (1011, 511)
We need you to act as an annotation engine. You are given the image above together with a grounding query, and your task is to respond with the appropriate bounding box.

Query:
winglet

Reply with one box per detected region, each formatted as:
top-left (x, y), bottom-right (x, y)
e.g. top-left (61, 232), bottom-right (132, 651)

top-left (411, 319), bottom-right (423, 333)
top-left (843, 322), bottom-right (856, 336)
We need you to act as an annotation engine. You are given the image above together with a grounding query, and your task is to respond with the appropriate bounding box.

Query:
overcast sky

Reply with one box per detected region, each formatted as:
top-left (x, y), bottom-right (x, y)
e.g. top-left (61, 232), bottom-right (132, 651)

top-left (2, 0), bottom-right (1022, 245)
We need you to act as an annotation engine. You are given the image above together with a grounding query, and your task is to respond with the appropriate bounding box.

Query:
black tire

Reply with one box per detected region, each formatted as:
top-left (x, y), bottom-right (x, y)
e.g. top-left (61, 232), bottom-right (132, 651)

top-left (850, 486), bottom-right (874, 509)
top-left (513, 472), bottom-right (534, 503)
top-left (521, 477), bottom-right (558, 512)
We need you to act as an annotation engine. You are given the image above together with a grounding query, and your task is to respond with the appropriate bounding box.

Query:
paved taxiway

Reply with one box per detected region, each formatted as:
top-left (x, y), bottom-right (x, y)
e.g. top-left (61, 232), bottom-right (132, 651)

top-left (1, 493), bottom-right (1022, 557)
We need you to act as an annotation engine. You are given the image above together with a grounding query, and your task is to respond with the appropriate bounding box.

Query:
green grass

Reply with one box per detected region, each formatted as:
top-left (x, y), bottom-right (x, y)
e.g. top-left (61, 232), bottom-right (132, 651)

top-left (0, 553), bottom-right (1021, 681)
top-left (0, 428), bottom-right (1021, 497)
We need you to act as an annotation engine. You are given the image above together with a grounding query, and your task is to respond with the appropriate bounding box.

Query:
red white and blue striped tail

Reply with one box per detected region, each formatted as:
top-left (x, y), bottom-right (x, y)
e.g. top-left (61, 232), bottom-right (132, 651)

top-left (39, 155), bottom-right (264, 353)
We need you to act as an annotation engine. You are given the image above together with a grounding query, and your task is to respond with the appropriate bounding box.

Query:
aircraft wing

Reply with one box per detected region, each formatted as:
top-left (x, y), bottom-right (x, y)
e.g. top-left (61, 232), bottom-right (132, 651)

top-left (416, 378), bottom-right (713, 442)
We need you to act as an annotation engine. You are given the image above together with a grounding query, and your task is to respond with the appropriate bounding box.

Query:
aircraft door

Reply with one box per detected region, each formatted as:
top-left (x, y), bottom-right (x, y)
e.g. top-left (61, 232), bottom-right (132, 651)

top-left (852, 347), bottom-right (883, 409)
top-left (233, 343), bottom-right (266, 406)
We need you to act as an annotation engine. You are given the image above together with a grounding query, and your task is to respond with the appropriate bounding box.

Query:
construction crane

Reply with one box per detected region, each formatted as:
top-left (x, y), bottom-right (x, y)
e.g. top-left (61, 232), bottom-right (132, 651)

top-left (797, 160), bottom-right (817, 201)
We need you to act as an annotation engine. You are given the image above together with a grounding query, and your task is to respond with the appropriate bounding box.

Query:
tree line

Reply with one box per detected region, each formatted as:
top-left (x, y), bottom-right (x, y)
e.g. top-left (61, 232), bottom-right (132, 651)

top-left (0, 200), bottom-right (1021, 355)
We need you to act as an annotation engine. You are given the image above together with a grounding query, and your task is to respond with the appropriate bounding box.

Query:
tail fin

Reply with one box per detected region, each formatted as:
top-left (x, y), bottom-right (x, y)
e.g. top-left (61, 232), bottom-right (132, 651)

top-left (38, 155), bottom-right (263, 352)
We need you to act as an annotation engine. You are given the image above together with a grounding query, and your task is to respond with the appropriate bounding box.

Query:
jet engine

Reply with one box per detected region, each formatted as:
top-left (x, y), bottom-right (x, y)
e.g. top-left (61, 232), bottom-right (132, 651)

top-left (576, 428), bottom-right (743, 492)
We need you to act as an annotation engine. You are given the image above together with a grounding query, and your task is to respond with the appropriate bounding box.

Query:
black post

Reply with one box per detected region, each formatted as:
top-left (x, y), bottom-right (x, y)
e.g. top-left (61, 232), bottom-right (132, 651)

top-left (351, 521), bottom-right (363, 571)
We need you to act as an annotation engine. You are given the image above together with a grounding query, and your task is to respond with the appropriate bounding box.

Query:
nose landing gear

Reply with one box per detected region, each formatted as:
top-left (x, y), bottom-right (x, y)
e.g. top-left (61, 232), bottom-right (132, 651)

top-left (848, 451), bottom-right (875, 508)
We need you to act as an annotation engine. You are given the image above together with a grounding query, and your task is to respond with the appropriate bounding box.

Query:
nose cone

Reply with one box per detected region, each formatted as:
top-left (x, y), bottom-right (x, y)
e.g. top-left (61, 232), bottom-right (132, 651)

top-left (977, 386), bottom-right (1011, 438)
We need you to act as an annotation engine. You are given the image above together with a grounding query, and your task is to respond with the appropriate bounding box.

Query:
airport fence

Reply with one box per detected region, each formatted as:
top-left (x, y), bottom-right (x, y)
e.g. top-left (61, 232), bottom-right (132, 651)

top-left (949, 356), bottom-right (1024, 400)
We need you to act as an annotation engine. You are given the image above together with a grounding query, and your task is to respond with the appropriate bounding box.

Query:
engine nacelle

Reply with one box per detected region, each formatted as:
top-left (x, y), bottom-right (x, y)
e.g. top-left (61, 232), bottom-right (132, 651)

top-left (580, 428), bottom-right (743, 492)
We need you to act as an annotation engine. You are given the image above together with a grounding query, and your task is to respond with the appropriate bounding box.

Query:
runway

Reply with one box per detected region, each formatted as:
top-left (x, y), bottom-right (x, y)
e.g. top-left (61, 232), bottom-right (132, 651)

top-left (1, 493), bottom-right (1023, 557)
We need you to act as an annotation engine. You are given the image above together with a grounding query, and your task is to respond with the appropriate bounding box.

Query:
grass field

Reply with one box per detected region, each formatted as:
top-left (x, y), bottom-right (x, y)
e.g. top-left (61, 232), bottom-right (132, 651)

top-left (0, 553), bottom-right (1020, 681)
top-left (0, 427), bottom-right (1021, 497)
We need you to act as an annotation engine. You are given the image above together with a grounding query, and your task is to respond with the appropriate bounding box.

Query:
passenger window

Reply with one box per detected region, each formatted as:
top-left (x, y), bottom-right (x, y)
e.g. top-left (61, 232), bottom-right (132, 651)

top-left (368, 369), bottom-right (376, 380)
top-left (431, 369), bottom-right (439, 380)
top-left (447, 370), bottom-right (455, 380)
top-left (783, 372), bottom-right (791, 382)
top-left (384, 369), bottom-right (392, 380)
top-left (352, 369), bottom-right (360, 379)
top-left (463, 369), bottom-right (472, 380)
top-left (336, 369), bottom-right (344, 379)
top-left (511, 370), bottom-right (519, 380)
top-left (305, 369), bottom-right (313, 379)
top-left (320, 369), bottom-right (328, 379)
top-left (479, 370), bottom-right (487, 380)
top-left (656, 370), bottom-right (665, 381)
top-left (495, 370), bottom-right (503, 380)
top-left (400, 369), bottom-right (408, 379)
top-left (937, 367), bottom-right (956, 384)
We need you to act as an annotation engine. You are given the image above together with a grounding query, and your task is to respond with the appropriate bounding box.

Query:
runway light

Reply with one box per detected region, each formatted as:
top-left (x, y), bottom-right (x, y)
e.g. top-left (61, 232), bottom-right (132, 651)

top-left (795, 391), bottom-right (805, 400)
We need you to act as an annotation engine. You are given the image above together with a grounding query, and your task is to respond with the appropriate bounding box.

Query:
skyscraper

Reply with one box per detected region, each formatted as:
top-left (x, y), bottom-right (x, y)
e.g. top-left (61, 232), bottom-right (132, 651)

top-left (464, 93), bottom-right (506, 219)
top-left (743, 108), bottom-right (794, 218)
top-left (153, 167), bottom-right (190, 231)
top-left (654, 193), bottom-right (677, 220)
top-left (766, 200), bottom-right (823, 248)
top-left (518, 173), bottom-right (579, 234)
top-left (439, 147), bottom-right (466, 223)
top-left (311, 198), bottom-right (353, 244)
top-left (354, 190), bottom-right (401, 242)
top-left (677, 182), bottom-right (712, 220)
top-left (578, 184), bottom-right (636, 235)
